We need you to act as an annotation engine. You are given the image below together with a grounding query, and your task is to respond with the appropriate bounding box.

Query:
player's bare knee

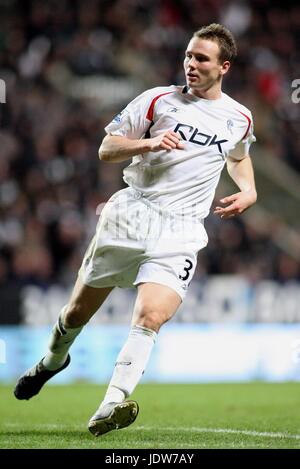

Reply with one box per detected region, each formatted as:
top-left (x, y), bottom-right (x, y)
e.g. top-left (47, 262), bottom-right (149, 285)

top-left (63, 303), bottom-right (88, 328)
top-left (136, 309), bottom-right (166, 332)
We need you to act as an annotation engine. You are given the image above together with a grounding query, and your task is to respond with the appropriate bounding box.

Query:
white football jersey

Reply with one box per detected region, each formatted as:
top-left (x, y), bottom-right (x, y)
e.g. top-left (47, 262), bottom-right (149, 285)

top-left (105, 85), bottom-right (256, 219)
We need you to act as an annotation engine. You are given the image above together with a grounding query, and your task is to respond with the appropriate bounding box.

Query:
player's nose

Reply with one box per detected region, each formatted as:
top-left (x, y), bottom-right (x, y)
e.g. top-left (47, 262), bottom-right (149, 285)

top-left (186, 56), bottom-right (197, 68)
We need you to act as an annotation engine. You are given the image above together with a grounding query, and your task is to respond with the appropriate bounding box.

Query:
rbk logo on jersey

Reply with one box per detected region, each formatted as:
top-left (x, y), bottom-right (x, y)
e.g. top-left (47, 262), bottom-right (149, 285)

top-left (174, 123), bottom-right (228, 154)
top-left (167, 107), bottom-right (181, 113)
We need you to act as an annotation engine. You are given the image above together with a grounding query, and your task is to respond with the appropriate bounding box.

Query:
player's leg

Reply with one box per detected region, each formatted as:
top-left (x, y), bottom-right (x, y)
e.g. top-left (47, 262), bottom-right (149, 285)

top-left (88, 282), bottom-right (181, 436)
top-left (101, 282), bottom-right (181, 401)
top-left (131, 281), bottom-right (182, 331)
top-left (14, 276), bottom-right (114, 400)
top-left (42, 275), bottom-right (114, 369)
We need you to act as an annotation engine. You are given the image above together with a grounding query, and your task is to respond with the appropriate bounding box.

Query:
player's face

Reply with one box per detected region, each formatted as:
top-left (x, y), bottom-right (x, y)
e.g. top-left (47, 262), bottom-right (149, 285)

top-left (184, 38), bottom-right (230, 95)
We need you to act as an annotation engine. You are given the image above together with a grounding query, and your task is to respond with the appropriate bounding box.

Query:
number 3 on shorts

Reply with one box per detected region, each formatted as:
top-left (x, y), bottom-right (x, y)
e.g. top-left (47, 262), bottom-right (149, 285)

top-left (179, 259), bottom-right (194, 281)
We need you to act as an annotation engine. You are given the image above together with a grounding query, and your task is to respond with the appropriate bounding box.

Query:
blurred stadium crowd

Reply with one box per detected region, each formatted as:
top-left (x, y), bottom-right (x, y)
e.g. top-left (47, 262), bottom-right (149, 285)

top-left (0, 0), bottom-right (299, 321)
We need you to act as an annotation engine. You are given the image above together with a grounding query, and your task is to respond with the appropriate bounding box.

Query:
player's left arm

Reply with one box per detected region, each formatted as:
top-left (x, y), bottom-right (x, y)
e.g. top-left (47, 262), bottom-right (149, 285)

top-left (214, 154), bottom-right (257, 219)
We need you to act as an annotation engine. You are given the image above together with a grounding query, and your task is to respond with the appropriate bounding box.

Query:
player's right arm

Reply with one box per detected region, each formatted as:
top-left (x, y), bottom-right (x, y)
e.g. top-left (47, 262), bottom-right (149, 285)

top-left (99, 132), bottom-right (183, 163)
top-left (98, 87), bottom-right (183, 163)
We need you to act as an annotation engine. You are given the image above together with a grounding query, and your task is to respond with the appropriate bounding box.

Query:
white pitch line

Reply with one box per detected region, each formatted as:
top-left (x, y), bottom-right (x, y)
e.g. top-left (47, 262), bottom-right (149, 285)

top-left (3, 423), bottom-right (300, 441)
top-left (135, 426), bottom-right (300, 441)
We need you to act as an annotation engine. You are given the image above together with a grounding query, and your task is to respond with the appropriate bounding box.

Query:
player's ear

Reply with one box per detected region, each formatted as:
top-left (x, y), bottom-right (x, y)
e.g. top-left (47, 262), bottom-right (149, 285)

top-left (220, 61), bottom-right (230, 76)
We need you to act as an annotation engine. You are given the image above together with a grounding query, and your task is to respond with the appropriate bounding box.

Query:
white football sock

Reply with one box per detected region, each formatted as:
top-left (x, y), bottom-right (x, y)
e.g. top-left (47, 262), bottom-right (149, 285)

top-left (100, 325), bottom-right (157, 407)
top-left (42, 307), bottom-right (83, 370)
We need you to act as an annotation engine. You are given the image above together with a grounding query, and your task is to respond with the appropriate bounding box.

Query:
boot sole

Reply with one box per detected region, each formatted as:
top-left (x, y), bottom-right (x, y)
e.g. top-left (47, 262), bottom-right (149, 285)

top-left (88, 400), bottom-right (139, 437)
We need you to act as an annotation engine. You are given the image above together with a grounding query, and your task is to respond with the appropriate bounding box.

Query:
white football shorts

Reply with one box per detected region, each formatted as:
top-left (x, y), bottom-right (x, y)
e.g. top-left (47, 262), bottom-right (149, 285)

top-left (79, 188), bottom-right (208, 300)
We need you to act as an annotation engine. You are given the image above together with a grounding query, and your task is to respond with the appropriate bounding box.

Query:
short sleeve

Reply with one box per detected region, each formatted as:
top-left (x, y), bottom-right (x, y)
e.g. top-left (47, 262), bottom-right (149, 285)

top-left (104, 89), bottom-right (155, 139)
top-left (229, 115), bottom-right (256, 161)
top-left (242, 118), bottom-right (256, 155)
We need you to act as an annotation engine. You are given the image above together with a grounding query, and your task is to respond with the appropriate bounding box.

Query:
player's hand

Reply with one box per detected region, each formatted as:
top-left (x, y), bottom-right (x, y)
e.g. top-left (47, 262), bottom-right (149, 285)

top-left (213, 190), bottom-right (257, 219)
top-left (148, 131), bottom-right (184, 152)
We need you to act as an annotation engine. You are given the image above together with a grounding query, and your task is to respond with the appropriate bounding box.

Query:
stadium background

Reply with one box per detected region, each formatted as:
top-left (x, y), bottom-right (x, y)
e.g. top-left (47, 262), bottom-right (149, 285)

top-left (0, 0), bottom-right (300, 386)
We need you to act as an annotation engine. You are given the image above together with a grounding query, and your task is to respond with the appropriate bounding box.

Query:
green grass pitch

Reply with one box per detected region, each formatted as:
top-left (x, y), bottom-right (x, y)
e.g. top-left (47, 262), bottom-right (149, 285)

top-left (1, 382), bottom-right (300, 449)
